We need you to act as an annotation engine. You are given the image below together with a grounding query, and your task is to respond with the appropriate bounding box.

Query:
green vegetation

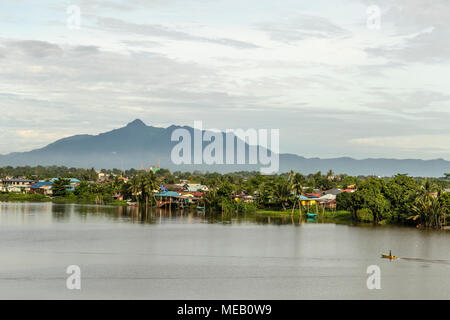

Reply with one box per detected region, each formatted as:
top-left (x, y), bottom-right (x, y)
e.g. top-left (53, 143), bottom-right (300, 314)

top-left (337, 175), bottom-right (449, 229)
top-left (1, 166), bottom-right (449, 229)
top-left (254, 209), bottom-right (352, 221)
top-left (0, 193), bottom-right (51, 202)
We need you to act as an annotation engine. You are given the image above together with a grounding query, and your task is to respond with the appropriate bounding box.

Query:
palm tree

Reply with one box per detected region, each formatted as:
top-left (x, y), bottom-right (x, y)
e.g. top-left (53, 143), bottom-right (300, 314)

top-left (130, 175), bottom-right (141, 205)
top-left (326, 170), bottom-right (335, 180)
top-left (142, 171), bottom-right (159, 207)
top-left (411, 197), bottom-right (445, 229)
top-left (274, 179), bottom-right (292, 210)
top-left (291, 173), bottom-right (305, 215)
top-left (203, 189), bottom-right (219, 213)
top-left (411, 180), bottom-right (445, 229)
top-left (291, 173), bottom-right (304, 196)
top-left (111, 176), bottom-right (123, 199)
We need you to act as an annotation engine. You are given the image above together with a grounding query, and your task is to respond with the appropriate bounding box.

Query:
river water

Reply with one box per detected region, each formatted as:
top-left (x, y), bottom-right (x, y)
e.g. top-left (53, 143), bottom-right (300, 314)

top-left (0, 202), bottom-right (449, 299)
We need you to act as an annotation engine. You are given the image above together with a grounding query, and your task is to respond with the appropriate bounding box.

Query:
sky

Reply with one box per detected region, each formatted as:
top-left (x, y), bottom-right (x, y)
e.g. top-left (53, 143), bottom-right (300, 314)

top-left (0, 0), bottom-right (449, 160)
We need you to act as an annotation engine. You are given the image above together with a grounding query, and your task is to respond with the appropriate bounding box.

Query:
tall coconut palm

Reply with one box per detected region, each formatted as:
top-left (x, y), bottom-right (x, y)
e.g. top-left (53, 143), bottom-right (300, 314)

top-left (411, 180), bottom-right (444, 229)
top-left (326, 169), bottom-right (335, 180)
top-left (411, 196), bottom-right (445, 229)
top-left (142, 171), bottom-right (158, 207)
top-left (111, 176), bottom-right (123, 199)
top-left (203, 189), bottom-right (219, 213)
top-left (130, 175), bottom-right (141, 205)
top-left (274, 178), bottom-right (292, 211)
top-left (291, 173), bottom-right (305, 215)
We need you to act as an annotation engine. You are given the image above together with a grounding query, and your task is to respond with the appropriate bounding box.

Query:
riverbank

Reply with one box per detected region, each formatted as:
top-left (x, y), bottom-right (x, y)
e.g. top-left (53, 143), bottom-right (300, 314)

top-left (0, 194), bottom-right (352, 223)
top-left (1, 195), bottom-right (447, 229)
top-left (0, 193), bottom-right (128, 206)
top-left (254, 209), bottom-right (354, 222)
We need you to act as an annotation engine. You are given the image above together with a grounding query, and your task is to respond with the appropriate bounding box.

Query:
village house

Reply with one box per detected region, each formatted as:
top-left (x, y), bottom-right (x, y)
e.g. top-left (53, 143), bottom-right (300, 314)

top-left (182, 184), bottom-right (209, 192)
top-left (30, 182), bottom-right (53, 195)
top-left (0, 179), bottom-right (36, 193)
top-left (299, 195), bottom-right (318, 206)
top-left (164, 184), bottom-right (186, 193)
top-left (323, 188), bottom-right (342, 196)
top-left (233, 193), bottom-right (256, 203)
top-left (97, 172), bottom-right (107, 182)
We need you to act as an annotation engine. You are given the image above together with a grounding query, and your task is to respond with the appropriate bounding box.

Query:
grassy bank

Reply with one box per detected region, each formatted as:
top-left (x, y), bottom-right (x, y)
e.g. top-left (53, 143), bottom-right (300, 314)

top-left (0, 193), bottom-right (128, 206)
top-left (254, 209), bottom-right (353, 222)
top-left (0, 193), bottom-right (51, 202)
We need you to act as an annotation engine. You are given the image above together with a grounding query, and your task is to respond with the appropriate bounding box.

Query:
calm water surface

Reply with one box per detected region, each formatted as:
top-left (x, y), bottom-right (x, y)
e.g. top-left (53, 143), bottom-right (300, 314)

top-left (0, 202), bottom-right (449, 299)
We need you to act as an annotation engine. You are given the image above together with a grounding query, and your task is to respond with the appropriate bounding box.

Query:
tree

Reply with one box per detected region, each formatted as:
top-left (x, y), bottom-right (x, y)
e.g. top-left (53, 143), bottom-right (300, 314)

top-left (290, 172), bottom-right (305, 214)
top-left (352, 178), bottom-right (390, 224)
top-left (273, 178), bottom-right (292, 210)
top-left (384, 174), bottom-right (419, 223)
top-left (410, 180), bottom-right (446, 229)
top-left (411, 196), bottom-right (446, 229)
top-left (341, 175), bottom-right (358, 188)
top-left (326, 169), bottom-right (335, 180)
top-left (291, 173), bottom-right (305, 196)
top-left (129, 175), bottom-right (141, 205)
top-left (256, 181), bottom-right (273, 207)
top-left (52, 178), bottom-right (70, 197)
top-left (142, 172), bottom-right (159, 207)
top-left (74, 181), bottom-right (89, 197)
top-left (336, 192), bottom-right (357, 220)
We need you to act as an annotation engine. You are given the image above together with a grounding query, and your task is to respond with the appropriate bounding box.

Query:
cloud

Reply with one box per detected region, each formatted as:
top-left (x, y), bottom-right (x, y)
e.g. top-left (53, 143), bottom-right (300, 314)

top-left (5, 40), bottom-right (62, 58)
top-left (359, 0), bottom-right (450, 63)
top-left (259, 14), bottom-right (351, 43)
top-left (350, 134), bottom-right (450, 157)
top-left (15, 129), bottom-right (61, 140)
top-left (71, 45), bottom-right (100, 55)
top-left (364, 89), bottom-right (450, 114)
top-left (365, 27), bottom-right (450, 63)
top-left (0, 0), bottom-right (449, 161)
top-left (96, 17), bottom-right (259, 49)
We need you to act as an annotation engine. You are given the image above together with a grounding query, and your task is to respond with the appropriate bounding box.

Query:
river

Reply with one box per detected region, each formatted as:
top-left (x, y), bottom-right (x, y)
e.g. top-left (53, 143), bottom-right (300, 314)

top-left (0, 202), bottom-right (449, 299)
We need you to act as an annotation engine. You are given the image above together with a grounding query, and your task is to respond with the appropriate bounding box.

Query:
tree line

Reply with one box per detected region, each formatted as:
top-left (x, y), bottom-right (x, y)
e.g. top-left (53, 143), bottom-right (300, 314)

top-left (1, 166), bottom-right (449, 228)
top-left (337, 175), bottom-right (449, 229)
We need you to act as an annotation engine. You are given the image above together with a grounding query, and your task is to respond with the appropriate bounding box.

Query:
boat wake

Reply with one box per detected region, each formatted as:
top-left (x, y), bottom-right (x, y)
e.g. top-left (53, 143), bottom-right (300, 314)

top-left (398, 257), bottom-right (450, 265)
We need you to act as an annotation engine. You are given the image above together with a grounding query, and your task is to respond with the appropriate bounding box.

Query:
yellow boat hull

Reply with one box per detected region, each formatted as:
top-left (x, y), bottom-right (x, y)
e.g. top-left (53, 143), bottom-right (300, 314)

top-left (381, 254), bottom-right (398, 260)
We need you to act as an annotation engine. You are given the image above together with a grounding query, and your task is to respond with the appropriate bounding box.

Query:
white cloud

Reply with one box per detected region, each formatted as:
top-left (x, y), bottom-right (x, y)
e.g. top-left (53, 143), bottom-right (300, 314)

top-left (0, 0), bottom-right (448, 161)
top-left (350, 135), bottom-right (450, 158)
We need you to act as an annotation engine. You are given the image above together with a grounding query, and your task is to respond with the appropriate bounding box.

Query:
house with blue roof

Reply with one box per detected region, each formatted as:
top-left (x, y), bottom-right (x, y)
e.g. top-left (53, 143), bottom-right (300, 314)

top-left (154, 191), bottom-right (181, 197)
top-left (30, 181), bottom-right (53, 195)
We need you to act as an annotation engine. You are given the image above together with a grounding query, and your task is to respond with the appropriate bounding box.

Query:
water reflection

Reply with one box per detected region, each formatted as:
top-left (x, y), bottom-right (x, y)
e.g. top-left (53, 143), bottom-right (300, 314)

top-left (0, 202), bottom-right (376, 227)
top-left (49, 204), bottom-right (323, 226)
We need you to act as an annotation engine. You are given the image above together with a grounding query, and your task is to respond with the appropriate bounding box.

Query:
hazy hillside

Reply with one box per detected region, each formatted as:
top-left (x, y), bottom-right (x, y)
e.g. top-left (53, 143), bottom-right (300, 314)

top-left (0, 119), bottom-right (448, 177)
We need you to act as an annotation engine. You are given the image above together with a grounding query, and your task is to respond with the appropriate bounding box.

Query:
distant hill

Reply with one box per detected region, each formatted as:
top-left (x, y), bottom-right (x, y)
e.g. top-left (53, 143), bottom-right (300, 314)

top-left (0, 119), bottom-right (448, 177)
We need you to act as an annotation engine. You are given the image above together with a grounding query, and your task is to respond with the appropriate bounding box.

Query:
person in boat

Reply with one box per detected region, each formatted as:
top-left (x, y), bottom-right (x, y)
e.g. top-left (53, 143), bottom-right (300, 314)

top-left (389, 250), bottom-right (392, 257)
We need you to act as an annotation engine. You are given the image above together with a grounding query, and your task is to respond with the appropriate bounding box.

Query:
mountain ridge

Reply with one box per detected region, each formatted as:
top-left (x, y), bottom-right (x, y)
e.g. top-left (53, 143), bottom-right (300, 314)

top-left (0, 119), bottom-right (448, 177)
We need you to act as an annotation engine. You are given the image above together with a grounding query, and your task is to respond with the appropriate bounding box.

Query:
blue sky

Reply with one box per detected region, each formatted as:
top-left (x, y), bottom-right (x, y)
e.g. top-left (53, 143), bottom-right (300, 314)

top-left (0, 0), bottom-right (449, 160)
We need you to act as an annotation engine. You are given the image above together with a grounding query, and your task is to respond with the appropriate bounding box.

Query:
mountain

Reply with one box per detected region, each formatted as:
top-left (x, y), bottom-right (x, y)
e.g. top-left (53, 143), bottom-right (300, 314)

top-left (0, 119), bottom-right (448, 177)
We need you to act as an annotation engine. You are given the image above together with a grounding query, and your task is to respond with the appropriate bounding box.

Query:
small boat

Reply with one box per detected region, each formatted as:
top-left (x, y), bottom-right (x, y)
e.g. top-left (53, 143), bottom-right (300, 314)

top-left (381, 254), bottom-right (399, 260)
top-left (306, 213), bottom-right (318, 218)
